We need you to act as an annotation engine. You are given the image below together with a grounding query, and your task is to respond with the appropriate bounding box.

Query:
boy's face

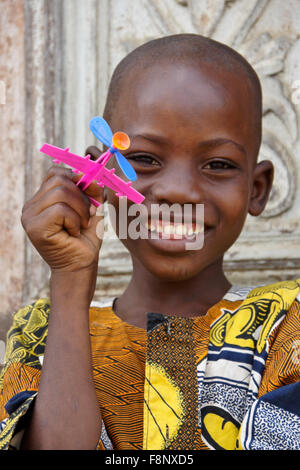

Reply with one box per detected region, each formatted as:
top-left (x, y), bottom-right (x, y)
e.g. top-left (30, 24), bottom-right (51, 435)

top-left (105, 61), bottom-right (273, 281)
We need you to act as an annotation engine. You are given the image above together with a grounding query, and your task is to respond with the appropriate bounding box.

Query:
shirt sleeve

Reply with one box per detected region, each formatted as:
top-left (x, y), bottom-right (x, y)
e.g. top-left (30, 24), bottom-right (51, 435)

top-left (0, 299), bottom-right (110, 450)
top-left (0, 299), bottom-right (48, 449)
top-left (237, 297), bottom-right (300, 450)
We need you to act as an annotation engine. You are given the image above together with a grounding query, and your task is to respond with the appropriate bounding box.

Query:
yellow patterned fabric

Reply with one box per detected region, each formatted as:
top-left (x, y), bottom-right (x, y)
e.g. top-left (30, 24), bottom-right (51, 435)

top-left (144, 280), bottom-right (300, 450)
top-left (0, 280), bottom-right (300, 450)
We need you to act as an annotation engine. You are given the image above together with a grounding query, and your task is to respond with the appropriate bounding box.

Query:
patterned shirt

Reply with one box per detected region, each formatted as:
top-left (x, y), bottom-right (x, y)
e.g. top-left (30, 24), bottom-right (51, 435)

top-left (0, 280), bottom-right (300, 450)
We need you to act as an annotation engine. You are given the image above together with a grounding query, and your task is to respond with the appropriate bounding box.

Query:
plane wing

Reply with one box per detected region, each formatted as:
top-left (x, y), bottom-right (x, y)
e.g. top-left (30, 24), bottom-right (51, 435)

top-left (40, 144), bottom-right (96, 174)
top-left (99, 167), bottom-right (145, 204)
top-left (40, 143), bottom-right (145, 205)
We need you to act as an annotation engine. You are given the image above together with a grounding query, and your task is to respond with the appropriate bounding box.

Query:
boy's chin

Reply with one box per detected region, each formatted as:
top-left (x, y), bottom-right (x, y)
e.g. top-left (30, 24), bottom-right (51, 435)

top-left (138, 255), bottom-right (212, 283)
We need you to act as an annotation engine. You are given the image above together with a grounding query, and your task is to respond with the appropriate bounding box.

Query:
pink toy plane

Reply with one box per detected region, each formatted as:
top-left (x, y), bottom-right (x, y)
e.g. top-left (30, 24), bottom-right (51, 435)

top-left (40, 117), bottom-right (145, 207)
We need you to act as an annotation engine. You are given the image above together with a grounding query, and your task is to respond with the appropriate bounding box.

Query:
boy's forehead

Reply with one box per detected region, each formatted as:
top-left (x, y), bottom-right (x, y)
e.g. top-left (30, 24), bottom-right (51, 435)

top-left (111, 60), bottom-right (259, 160)
top-left (136, 63), bottom-right (228, 114)
top-left (114, 61), bottom-right (252, 120)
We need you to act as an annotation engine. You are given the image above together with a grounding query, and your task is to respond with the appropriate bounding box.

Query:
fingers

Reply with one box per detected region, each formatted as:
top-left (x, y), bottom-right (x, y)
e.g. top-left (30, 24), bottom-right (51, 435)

top-left (22, 166), bottom-right (104, 237)
top-left (27, 166), bottom-right (75, 207)
top-left (24, 170), bottom-right (88, 221)
top-left (26, 165), bottom-right (104, 211)
top-left (71, 173), bottom-right (104, 205)
top-left (27, 203), bottom-right (83, 240)
top-left (42, 165), bottom-right (74, 184)
top-left (31, 184), bottom-right (91, 230)
top-left (48, 164), bottom-right (105, 205)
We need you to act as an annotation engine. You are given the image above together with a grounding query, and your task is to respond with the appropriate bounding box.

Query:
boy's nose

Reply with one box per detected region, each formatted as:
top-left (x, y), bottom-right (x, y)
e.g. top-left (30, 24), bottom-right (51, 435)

top-left (151, 167), bottom-right (202, 205)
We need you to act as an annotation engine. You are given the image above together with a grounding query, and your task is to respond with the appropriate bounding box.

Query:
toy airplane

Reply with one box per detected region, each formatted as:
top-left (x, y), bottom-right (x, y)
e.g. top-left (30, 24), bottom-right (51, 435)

top-left (40, 117), bottom-right (145, 207)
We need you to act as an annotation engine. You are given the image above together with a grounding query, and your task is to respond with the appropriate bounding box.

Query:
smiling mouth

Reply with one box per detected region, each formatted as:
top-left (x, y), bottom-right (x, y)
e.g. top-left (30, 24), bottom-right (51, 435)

top-left (142, 219), bottom-right (204, 239)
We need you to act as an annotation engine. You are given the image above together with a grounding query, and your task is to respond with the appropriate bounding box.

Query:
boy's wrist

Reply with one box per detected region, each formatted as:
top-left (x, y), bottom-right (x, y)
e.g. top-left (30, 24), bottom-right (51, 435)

top-left (50, 264), bottom-right (98, 307)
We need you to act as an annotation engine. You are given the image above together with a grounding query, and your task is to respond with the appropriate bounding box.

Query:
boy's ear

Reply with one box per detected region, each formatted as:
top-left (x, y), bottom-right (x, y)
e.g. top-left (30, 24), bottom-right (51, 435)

top-left (248, 160), bottom-right (274, 216)
top-left (85, 146), bottom-right (107, 202)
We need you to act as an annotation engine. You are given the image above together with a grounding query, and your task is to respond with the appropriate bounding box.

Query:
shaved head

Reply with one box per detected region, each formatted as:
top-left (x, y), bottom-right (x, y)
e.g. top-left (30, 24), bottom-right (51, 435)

top-left (104, 34), bottom-right (262, 159)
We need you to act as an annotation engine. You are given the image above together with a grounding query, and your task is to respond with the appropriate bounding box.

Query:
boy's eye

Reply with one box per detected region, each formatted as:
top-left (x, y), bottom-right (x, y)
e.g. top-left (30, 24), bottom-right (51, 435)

top-left (126, 154), bottom-right (160, 167)
top-left (203, 160), bottom-right (235, 170)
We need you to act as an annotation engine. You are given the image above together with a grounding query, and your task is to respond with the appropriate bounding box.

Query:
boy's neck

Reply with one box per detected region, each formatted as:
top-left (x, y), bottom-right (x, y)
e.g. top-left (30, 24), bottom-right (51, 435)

top-left (113, 257), bottom-right (231, 329)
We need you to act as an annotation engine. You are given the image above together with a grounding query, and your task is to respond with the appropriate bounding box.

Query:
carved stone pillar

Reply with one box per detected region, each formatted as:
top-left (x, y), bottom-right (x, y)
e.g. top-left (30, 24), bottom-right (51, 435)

top-left (0, 0), bottom-right (26, 344)
top-left (22, 0), bottom-right (64, 305)
top-left (0, 0), bottom-right (64, 355)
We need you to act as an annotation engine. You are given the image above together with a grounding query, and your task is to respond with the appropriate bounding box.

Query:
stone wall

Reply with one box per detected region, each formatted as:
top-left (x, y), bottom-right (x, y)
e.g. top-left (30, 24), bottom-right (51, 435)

top-left (0, 0), bottom-right (300, 365)
top-left (0, 0), bottom-right (27, 356)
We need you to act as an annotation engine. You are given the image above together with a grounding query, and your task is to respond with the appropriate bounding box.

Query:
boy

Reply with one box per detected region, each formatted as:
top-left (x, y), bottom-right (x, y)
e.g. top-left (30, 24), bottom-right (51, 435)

top-left (0, 34), bottom-right (299, 450)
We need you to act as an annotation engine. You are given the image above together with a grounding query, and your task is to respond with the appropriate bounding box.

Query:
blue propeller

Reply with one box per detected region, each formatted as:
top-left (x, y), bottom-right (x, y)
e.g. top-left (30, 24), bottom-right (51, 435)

top-left (89, 116), bottom-right (137, 181)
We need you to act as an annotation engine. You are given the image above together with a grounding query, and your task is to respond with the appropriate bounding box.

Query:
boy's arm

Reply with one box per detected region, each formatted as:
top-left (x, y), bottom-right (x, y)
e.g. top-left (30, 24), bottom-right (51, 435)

top-left (19, 166), bottom-right (104, 449)
top-left (20, 270), bottom-right (101, 450)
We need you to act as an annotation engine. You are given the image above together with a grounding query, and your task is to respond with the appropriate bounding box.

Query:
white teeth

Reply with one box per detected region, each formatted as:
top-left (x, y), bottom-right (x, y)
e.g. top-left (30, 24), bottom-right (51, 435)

top-left (175, 224), bottom-right (185, 235)
top-left (146, 221), bottom-right (202, 237)
top-left (164, 224), bottom-right (174, 235)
